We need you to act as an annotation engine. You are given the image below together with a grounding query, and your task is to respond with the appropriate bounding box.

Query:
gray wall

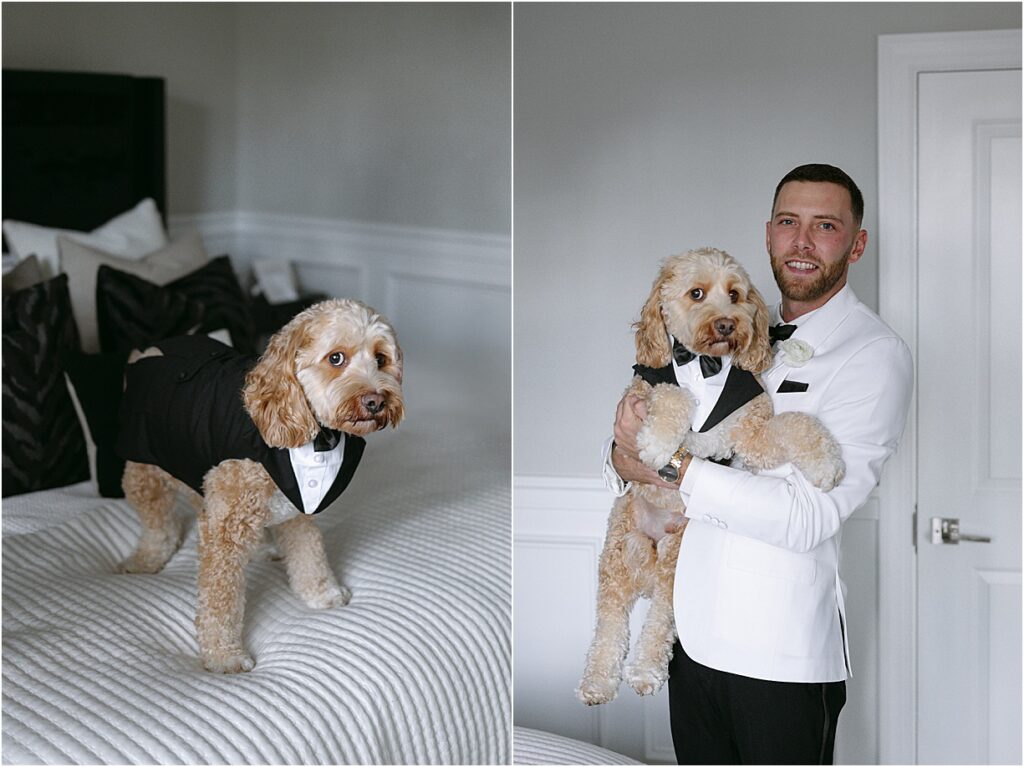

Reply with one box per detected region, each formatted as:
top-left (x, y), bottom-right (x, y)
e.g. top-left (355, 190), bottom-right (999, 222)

top-left (2, 2), bottom-right (511, 235)
top-left (234, 3), bottom-right (510, 233)
top-left (2, 2), bottom-right (241, 215)
top-left (513, 2), bottom-right (1021, 478)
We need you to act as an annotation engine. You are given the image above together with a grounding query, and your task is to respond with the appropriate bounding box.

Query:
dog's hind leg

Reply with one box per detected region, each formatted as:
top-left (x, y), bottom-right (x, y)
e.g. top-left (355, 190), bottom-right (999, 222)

top-left (625, 526), bottom-right (683, 696)
top-left (577, 496), bottom-right (651, 705)
top-left (120, 461), bottom-right (184, 574)
top-left (196, 460), bottom-right (273, 673)
top-left (272, 515), bottom-right (350, 609)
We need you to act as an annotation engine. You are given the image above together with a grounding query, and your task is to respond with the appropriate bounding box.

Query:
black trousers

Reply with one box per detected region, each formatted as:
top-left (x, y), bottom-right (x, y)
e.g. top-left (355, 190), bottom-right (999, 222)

top-left (668, 641), bottom-right (846, 765)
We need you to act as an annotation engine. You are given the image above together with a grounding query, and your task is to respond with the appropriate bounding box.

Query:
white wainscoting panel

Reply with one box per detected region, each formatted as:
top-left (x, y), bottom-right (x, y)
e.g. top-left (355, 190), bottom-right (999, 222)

top-left (514, 475), bottom-right (881, 765)
top-left (170, 211), bottom-right (510, 427)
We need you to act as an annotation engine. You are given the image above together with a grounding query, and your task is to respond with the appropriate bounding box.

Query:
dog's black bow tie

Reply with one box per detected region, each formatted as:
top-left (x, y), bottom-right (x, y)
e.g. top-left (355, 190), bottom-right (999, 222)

top-left (769, 323), bottom-right (798, 346)
top-left (313, 427), bottom-right (342, 452)
top-left (672, 338), bottom-right (722, 378)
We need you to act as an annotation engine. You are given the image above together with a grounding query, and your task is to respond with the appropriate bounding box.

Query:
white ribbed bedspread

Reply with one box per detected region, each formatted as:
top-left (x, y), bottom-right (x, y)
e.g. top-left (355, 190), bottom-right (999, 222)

top-left (512, 727), bottom-right (642, 765)
top-left (2, 416), bottom-right (510, 765)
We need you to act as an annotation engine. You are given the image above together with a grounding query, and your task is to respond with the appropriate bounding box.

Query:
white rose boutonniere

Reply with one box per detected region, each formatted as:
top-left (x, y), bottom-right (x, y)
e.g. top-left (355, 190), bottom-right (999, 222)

top-left (777, 338), bottom-right (813, 367)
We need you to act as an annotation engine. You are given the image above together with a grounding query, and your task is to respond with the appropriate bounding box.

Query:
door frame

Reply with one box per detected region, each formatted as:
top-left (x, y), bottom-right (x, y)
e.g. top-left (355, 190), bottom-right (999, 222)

top-left (876, 28), bottom-right (1021, 765)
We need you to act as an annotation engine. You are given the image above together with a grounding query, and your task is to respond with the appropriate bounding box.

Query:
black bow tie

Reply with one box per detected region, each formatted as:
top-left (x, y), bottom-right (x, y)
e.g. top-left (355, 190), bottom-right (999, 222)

top-left (672, 338), bottom-right (722, 378)
top-left (313, 427), bottom-right (342, 452)
top-left (769, 323), bottom-right (798, 346)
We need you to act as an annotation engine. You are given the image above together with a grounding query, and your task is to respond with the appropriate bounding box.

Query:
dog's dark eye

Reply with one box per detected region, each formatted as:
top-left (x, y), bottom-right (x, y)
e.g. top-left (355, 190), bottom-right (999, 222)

top-left (375, 353), bottom-right (387, 368)
top-left (689, 288), bottom-right (705, 301)
top-left (328, 352), bottom-right (346, 367)
top-left (729, 290), bottom-right (739, 303)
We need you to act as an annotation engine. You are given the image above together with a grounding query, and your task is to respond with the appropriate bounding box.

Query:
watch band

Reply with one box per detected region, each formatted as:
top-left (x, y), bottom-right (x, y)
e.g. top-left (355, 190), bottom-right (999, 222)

top-left (658, 444), bottom-right (689, 483)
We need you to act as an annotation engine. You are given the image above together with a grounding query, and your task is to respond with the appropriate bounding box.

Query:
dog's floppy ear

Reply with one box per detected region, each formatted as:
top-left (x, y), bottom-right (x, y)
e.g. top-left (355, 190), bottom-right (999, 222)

top-left (243, 319), bottom-right (320, 448)
top-left (732, 283), bottom-right (774, 374)
top-left (633, 263), bottom-right (673, 367)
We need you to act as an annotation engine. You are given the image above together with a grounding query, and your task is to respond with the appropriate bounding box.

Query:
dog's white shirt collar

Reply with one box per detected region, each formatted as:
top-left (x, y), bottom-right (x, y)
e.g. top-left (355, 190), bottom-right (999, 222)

top-left (670, 352), bottom-right (732, 429)
top-left (288, 435), bottom-right (347, 515)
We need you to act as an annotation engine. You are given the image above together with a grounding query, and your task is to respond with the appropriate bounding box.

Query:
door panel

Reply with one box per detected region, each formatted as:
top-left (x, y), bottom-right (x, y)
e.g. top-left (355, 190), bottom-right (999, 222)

top-left (917, 68), bottom-right (1021, 765)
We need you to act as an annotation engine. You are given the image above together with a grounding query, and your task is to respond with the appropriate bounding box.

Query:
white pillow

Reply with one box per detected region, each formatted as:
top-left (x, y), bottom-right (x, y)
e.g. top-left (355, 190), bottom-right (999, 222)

top-left (3, 198), bottom-right (168, 278)
top-left (59, 230), bottom-right (209, 354)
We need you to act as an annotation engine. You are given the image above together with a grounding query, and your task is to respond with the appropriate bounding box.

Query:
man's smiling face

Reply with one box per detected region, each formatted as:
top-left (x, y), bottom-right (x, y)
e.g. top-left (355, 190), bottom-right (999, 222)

top-left (766, 180), bottom-right (866, 317)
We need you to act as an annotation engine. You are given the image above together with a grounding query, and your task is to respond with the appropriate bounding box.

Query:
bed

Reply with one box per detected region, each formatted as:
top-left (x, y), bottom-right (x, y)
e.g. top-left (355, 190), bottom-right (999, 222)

top-left (1, 69), bottom-right (511, 765)
top-left (512, 728), bottom-right (641, 766)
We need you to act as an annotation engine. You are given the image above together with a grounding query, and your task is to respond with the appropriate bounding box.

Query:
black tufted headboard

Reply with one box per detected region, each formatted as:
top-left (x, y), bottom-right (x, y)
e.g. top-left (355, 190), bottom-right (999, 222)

top-left (2, 68), bottom-right (166, 235)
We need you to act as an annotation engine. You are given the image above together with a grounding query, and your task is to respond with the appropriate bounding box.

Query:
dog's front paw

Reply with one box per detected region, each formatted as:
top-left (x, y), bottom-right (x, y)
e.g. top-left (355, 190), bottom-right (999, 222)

top-left (305, 584), bottom-right (351, 610)
top-left (624, 663), bottom-right (667, 697)
top-left (576, 675), bottom-right (619, 706)
top-left (636, 385), bottom-right (695, 469)
top-left (805, 459), bottom-right (845, 492)
top-left (202, 648), bottom-right (255, 674)
top-left (636, 424), bottom-right (680, 470)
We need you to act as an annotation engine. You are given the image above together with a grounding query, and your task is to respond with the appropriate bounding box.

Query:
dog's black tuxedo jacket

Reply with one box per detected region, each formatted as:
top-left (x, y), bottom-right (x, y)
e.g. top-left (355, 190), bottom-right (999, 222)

top-left (632, 356), bottom-right (765, 433)
top-left (116, 335), bottom-right (365, 514)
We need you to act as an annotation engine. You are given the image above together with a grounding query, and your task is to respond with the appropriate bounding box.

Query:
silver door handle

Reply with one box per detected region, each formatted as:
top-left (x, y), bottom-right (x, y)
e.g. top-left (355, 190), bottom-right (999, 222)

top-left (930, 517), bottom-right (992, 544)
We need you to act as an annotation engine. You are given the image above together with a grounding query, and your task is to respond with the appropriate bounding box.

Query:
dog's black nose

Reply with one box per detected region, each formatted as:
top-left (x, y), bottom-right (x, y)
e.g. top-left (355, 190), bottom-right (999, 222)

top-left (362, 393), bottom-right (385, 414)
top-left (714, 318), bottom-right (735, 337)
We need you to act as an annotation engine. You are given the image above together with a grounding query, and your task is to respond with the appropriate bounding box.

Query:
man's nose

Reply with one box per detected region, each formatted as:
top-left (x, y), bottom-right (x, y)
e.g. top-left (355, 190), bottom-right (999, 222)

top-left (794, 224), bottom-right (815, 251)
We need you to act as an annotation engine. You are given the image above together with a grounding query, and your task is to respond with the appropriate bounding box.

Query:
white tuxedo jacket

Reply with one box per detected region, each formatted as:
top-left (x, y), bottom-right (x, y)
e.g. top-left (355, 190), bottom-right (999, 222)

top-left (604, 285), bottom-right (913, 683)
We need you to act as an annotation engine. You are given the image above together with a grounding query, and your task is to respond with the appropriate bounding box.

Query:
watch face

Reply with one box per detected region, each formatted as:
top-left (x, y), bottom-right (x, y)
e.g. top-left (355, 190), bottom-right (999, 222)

top-left (658, 464), bottom-right (679, 483)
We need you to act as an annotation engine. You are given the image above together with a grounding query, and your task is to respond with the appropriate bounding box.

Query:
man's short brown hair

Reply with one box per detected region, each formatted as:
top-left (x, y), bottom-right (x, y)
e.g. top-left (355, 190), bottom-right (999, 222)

top-left (773, 164), bottom-right (864, 225)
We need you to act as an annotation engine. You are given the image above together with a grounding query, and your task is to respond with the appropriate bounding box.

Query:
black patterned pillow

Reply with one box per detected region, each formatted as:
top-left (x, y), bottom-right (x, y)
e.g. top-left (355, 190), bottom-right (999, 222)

top-left (61, 351), bottom-right (129, 498)
top-left (2, 274), bottom-right (89, 496)
top-left (168, 255), bottom-right (257, 354)
top-left (96, 264), bottom-right (207, 355)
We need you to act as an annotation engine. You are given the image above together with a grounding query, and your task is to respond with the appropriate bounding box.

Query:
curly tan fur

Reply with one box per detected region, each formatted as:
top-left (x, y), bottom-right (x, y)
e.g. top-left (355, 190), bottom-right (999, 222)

top-left (119, 298), bottom-right (404, 673)
top-left (579, 247), bottom-right (844, 705)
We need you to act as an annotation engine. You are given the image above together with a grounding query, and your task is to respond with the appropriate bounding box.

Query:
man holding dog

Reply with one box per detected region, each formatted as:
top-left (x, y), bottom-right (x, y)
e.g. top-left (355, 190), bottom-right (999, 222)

top-left (605, 164), bottom-right (913, 764)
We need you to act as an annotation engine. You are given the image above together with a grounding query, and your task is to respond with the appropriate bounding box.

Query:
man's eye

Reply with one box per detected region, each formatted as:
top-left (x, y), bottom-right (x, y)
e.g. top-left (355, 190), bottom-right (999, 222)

top-left (328, 352), bottom-right (346, 367)
top-left (689, 288), bottom-right (705, 301)
top-left (820, 222), bottom-right (836, 231)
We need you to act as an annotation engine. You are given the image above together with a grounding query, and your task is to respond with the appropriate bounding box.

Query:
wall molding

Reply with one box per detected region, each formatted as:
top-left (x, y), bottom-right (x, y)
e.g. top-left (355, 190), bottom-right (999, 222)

top-left (168, 210), bottom-right (511, 290)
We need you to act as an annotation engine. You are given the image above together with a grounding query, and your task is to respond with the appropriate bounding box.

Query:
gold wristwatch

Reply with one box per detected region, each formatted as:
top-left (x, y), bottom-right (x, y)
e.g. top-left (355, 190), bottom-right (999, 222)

top-left (658, 445), bottom-right (689, 483)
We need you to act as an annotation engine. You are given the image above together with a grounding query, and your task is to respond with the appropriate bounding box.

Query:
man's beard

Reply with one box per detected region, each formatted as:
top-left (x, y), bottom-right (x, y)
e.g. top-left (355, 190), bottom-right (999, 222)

top-left (771, 247), bottom-right (852, 302)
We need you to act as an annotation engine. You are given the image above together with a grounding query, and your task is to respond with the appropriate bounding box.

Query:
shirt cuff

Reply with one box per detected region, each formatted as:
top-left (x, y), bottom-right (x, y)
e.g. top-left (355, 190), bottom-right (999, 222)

top-left (601, 437), bottom-right (630, 497)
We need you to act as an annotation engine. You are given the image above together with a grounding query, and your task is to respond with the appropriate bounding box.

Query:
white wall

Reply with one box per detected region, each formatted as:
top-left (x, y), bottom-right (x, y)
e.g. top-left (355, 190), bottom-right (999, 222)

top-left (1, 2), bottom-right (511, 236)
top-left (234, 3), bottom-right (510, 234)
top-left (1, 2), bottom-right (241, 214)
top-left (513, 1), bottom-right (1021, 478)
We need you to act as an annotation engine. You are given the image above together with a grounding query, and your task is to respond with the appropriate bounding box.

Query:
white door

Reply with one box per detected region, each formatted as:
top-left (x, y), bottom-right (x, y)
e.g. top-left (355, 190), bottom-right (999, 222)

top-left (917, 67), bottom-right (1021, 764)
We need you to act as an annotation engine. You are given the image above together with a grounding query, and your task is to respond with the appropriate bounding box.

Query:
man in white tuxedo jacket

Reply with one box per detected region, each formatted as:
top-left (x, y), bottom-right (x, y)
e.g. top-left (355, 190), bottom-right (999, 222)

top-left (605, 164), bottom-right (913, 764)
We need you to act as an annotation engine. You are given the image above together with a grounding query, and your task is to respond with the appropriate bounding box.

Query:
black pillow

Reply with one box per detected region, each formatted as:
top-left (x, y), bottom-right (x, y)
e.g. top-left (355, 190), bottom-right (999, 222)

top-left (169, 255), bottom-right (257, 354)
top-left (96, 264), bottom-right (207, 355)
top-left (61, 351), bottom-right (129, 498)
top-left (2, 273), bottom-right (89, 496)
top-left (95, 256), bottom-right (257, 355)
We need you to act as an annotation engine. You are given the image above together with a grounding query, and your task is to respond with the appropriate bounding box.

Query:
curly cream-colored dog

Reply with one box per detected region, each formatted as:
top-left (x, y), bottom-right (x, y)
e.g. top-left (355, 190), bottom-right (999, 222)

top-left (116, 299), bottom-right (404, 673)
top-left (577, 247), bottom-right (843, 705)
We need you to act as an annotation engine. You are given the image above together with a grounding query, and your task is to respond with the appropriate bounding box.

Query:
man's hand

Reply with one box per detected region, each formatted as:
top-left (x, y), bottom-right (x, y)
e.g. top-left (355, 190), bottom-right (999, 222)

top-left (611, 394), bottom-right (688, 489)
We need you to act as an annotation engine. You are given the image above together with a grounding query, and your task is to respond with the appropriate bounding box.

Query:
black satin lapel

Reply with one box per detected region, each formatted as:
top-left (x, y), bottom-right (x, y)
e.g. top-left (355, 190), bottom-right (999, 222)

top-left (698, 367), bottom-right (764, 433)
top-left (313, 435), bottom-right (366, 514)
top-left (632, 362), bottom-right (679, 387)
top-left (265, 447), bottom-right (304, 512)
